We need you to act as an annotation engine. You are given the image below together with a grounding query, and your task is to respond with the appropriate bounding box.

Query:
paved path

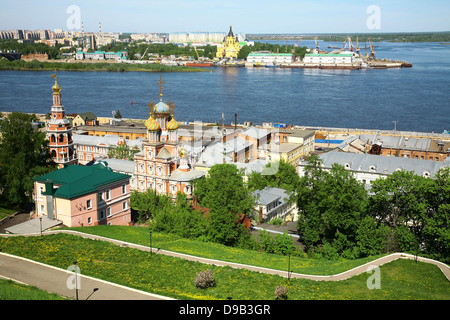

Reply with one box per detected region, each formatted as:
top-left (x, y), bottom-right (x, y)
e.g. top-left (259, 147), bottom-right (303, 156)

top-left (0, 252), bottom-right (174, 300)
top-left (1, 230), bottom-right (449, 298)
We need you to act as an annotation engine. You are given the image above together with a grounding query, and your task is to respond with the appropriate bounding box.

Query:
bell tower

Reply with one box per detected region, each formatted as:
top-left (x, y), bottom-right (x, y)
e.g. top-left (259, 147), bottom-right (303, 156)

top-left (47, 73), bottom-right (77, 169)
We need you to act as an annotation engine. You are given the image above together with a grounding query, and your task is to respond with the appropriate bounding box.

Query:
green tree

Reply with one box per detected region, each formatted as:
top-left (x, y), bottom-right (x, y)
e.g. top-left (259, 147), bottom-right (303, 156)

top-left (0, 112), bottom-right (55, 207)
top-left (130, 188), bottom-right (158, 222)
top-left (356, 216), bottom-right (390, 257)
top-left (194, 164), bottom-right (254, 246)
top-left (247, 159), bottom-right (300, 193)
top-left (296, 155), bottom-right (368, 255)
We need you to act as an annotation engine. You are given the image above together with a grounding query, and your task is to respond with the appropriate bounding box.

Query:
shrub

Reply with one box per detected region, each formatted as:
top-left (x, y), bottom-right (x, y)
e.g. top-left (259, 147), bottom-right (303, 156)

top-left (274, 285), bottom-right (288, 300)
top-left (194, 269), bottom-right (215, 289)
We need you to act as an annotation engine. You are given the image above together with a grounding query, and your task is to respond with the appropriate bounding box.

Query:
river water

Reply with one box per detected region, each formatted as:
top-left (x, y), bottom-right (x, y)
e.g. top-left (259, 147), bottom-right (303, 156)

top-left (0, 40), bottom-right (449, 133)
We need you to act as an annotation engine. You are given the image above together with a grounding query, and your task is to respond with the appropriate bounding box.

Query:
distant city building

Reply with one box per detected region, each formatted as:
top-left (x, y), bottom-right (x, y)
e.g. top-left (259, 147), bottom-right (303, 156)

top-left (75, 50), bottom-right (128, 61)
top-left (169, 31), bottom-right (245, 44)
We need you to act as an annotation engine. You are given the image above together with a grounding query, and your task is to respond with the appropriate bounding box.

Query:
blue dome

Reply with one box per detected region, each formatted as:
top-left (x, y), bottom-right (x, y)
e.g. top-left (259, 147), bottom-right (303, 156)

top-left (154, 100), bottom-right (170, 114)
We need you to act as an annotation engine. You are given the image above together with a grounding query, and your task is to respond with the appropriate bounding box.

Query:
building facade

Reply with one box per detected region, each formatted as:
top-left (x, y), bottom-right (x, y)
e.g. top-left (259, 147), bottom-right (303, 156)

top-left (253, 187), bottom-right (297, 223)
top-left (216, 26), bottom-right (242, 59)
top-left (247, 52), bottom-right (294, 65)
top-left (298, 150), bottom-right (449, 187)
top-left (33, 163), bottom-right (131, 227)
top-left (46, 74), bottom-right (77, 169)
top-left (303, 52), bottom-right (358, 64)
top-left (133, 76), bottom-right (205, 197)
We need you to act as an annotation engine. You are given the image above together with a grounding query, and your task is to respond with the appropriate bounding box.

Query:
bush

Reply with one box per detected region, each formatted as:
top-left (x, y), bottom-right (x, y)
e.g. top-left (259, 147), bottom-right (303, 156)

top-left (274, 285), bottom-right (288, 300)
top-left (194, 269), bottom-right (215, 289)
top-left (320, 242), bottom-right (340, 260)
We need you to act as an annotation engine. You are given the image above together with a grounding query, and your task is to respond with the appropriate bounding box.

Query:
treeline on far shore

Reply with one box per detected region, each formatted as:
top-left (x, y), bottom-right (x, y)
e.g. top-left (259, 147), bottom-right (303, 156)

top-left (248, 31), bottom-right (450, 43)
top-left (0, 59), bottom-right (206, 72)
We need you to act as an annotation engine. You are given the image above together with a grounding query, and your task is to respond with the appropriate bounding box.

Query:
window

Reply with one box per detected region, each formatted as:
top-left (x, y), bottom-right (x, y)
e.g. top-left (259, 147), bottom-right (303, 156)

top-left (99, 210), bottom-right (105, 220)
top-left (39, 186), bottom-right (44, 197)
top-left (105, 189), bottom-right (111, 200)
top-left (122, 201), bottom-right (127, 210)
top-left (88, 217), bottom-right (92, 225)
top-left (99, 192), bottom-right (103, 202)
top-left (122, 184), bottom-right (126, 194)
top-left (40, 205), bottom-right (45, 214)
top-left (106, 207), bottom-right (111, 217)
top-left (87, 199), bottom-right (92, 209)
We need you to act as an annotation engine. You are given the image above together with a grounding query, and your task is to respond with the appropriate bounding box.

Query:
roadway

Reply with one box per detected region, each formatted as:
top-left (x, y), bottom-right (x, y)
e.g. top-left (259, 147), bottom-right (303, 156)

top-left (0, 252), bottom-right (173, 300)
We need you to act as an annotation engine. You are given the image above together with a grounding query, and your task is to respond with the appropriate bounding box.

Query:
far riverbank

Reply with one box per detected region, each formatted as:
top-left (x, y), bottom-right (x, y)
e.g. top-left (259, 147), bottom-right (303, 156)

top-left (0, 59), bottom-right (208, 73)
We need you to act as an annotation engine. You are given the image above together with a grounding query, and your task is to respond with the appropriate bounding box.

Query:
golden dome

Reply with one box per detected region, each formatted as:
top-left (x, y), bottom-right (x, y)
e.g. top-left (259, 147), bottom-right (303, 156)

top-left (145, 117), bottom-right (160, 131)
top-left (167, 117), bottom-right (179, 131)
top-left (51, 73), bottom-right (61, 94)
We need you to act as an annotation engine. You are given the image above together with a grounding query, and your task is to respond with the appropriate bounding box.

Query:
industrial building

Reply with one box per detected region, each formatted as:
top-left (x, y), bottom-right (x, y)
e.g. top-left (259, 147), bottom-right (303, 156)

top-left (246, 52), bottom-right (295, 65)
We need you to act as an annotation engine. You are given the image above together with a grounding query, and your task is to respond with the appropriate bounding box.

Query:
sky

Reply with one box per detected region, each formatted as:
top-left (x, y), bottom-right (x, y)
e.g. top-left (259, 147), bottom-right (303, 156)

top-left (1, 0), bottom-right (449, 34)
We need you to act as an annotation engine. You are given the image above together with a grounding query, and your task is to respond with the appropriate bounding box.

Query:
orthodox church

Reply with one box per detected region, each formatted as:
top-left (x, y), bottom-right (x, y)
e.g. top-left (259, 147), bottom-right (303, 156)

top-left (46, 74), bottom-right (78, 168)
top-left (216, 26), bottom-right (242, 59)
top-left (133, 76), bottom-right (205, 198)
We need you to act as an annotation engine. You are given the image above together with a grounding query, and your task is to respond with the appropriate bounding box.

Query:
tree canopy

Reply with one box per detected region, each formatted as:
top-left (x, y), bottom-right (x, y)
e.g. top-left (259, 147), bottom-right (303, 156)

top-left (0, 112), bottom-right (56, 206)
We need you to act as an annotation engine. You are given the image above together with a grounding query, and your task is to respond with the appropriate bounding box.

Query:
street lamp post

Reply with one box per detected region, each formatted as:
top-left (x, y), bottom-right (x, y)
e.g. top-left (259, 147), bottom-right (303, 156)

top-left (39, 217), bottom-right (42, 238)
top-left (86, 288), bottom-right (99, 300)
top-left (288, 253), bottom-right (291, 281)
top-left (149, 230), bottom-right (153, 257)
top-left (73, 261), bottom-right (79, 300)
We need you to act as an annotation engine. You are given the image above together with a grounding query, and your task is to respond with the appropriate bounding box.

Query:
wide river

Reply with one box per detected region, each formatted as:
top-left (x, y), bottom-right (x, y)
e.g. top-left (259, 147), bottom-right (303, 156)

top-left (0, 40), bottom-right (449, 133)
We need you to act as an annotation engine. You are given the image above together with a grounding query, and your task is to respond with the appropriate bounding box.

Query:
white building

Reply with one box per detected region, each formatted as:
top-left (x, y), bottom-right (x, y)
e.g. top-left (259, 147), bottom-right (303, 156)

top-left (253, 187), bottom-right (297, 223)
top-left (247, 52), bottom-right (294, 65)
top-left (298, 150), bottom-right (450, 188)
top-left (169, 32), bottom-right (246, 44)
top-left (73, 134), bottom-right (143, 165)
top-left (303, 52), bottom-right (359, 64)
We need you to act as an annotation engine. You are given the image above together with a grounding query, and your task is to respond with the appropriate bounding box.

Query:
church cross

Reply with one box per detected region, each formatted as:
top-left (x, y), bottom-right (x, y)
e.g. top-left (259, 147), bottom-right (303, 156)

top-left (157, 75), bottom-right (165, 100)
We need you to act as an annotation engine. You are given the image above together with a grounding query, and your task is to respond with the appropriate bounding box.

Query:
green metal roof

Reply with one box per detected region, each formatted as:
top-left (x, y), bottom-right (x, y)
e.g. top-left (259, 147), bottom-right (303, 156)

top-left (305, 53), bottom-right (353, 57)
top-left (248, 53), bottom-right (293, 56)
top-left (34, 164), bottom-right (130, 199)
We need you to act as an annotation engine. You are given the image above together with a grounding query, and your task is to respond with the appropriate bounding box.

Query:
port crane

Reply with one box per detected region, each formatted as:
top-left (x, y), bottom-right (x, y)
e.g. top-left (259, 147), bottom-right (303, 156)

top-left (193, 46), bottom-right (203, 62)
top-left (365, 38), bottom-right (376, 59)
top-left (355, 36), bottom-right (361, 55)
top-left (314, 36), bottom-right (319, 53)
top-left (342, 37), bottom-right (354, 52)
top-left (139, 46), bottom-right (149, 61)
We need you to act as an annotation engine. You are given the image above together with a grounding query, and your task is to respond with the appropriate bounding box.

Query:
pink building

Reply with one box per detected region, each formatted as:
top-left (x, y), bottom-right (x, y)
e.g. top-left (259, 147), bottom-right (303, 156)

top-left (33, 163), bottom-right (131, 227)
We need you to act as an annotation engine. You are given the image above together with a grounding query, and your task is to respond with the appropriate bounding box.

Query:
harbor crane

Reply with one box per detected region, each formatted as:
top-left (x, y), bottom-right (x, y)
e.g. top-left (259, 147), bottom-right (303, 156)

top-left (355, 36), bottom-right (361, 55)
top-left (366, 38), bottom-right (376, 59)
top-left (193, 46), bottom-right (203, 62)
top-left (139, 46), bottom-right (149, 61)
top-left (342, 37), bottom-right (354, 52)
top-left (314, 36), bottom-right (319, 53)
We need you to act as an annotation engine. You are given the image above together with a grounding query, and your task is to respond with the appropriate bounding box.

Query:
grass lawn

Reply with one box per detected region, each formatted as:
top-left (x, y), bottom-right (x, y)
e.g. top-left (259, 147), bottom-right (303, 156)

top-left (64, 225), bottom-right (385, 276)
top-left (1, 232), bottom-right (448, 300)
top-left (0, 202), bottom-right (20, 221)
top-left (0, 278), bottom-right (67, 300)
